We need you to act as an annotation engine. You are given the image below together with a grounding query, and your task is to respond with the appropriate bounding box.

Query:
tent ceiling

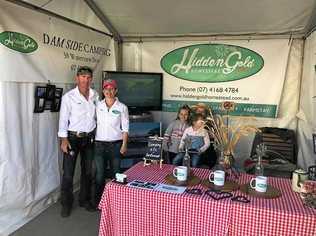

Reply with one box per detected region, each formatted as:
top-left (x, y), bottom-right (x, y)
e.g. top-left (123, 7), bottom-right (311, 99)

top-left (94, 0), bottom-right (316, 37)
top-left (21, 0), bottom-right (111, 34)
top-left (20, 0), bottom-right (316, 38)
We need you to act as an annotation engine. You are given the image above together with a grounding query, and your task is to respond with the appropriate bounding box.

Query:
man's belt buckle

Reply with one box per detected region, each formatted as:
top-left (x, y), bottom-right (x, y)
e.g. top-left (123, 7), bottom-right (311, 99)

top-left (76, 131), bottom-right (87, 138)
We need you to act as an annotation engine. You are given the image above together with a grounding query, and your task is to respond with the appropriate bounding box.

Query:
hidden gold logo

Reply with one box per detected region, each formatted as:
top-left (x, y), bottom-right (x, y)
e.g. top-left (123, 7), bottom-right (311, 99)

top-left (160, 44), bottom-right (264, 83)
top-left (0, 31), bottom-right (38, 53)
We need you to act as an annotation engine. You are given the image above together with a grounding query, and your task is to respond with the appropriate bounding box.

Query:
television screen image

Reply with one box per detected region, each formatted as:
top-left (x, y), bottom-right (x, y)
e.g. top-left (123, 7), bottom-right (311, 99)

top-left (103, 71), bottom-right (163, 113)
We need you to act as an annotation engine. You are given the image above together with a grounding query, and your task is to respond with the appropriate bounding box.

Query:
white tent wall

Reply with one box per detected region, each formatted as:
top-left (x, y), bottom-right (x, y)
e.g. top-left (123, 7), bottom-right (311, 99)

top-left (297, 32), bottom-right (316, 169)
top-left (0, 82), bottom-right (112, 236)
top-left (122, 38), bottom-right (304, 168)
top-left (0, 1), bottom-right (116, 235)
top-left (0, 82), bottom-right (62, 236)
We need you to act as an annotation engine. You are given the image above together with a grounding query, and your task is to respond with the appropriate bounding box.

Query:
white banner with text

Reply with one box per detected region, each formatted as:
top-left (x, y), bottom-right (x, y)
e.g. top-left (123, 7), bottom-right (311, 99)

top-left (140, 40), bottom-right (290, 117)
top-left (0, 1), bottom-right (116, 84)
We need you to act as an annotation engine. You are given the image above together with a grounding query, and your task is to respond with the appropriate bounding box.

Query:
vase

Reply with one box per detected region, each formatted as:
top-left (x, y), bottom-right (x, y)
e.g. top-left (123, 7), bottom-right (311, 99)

top-left (217, 151), bottom-right (234, 170)
top-left (215, 151), bottom-right (239, 179)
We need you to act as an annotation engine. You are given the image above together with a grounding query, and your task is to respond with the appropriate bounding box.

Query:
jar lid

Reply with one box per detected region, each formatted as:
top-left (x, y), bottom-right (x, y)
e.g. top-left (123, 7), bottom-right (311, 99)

top-left (294, 169), bottom-right (308, 174)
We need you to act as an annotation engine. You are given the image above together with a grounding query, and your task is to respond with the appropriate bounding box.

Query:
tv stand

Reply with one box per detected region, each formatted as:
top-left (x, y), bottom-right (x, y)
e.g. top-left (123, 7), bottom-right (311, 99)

top-left (129, 111), bottom-right (153, 122)
top-left (120, 121), bottom-right (161, 170)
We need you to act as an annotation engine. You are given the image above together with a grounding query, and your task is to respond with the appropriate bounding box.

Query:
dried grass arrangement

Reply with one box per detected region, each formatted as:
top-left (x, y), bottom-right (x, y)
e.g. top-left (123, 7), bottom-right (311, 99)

top-left (198, 102), bottom-right (261, 169)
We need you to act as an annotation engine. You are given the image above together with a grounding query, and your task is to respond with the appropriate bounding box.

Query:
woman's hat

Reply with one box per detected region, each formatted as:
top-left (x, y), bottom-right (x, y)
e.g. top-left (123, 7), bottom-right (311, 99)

top-left (103, 79), bottom-right (117, 89)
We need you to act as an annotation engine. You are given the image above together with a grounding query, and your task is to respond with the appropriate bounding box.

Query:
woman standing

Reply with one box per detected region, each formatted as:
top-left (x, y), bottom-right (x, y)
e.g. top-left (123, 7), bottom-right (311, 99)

top-left (94, 79), bottom-right (129, 204)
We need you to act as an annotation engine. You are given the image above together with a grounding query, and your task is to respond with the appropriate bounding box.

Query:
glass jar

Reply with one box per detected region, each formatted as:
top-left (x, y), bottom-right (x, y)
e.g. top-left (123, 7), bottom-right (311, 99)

top-left (182, 149), bottom-right (191, 177)
top-left (254, 143), bottom-right (266, 176)
top-left (254, 154), bottom-right (264, 176)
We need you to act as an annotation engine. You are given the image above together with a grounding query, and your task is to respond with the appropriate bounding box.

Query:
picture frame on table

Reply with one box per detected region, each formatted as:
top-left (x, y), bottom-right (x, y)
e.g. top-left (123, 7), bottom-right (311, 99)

top-left (143, 136), bottom-right (164, 168)
top-left (34, 86), bottom-right (47, 113)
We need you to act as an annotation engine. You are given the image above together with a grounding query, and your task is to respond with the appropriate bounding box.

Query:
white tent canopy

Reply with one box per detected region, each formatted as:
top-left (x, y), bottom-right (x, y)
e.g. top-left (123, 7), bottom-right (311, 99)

top-left (1, 0), bottom-right (316, 235)
top-left (23, 0), bottom-right (316, 38)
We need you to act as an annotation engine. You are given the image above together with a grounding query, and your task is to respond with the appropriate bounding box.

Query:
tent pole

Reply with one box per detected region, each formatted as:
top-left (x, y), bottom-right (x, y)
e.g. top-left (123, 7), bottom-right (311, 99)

top-left (83, 0), bottom-right (123, 69)
top-left (117, 42), bottom-right (123, 71)
top-left (123, 33), bottom-right (304, 43)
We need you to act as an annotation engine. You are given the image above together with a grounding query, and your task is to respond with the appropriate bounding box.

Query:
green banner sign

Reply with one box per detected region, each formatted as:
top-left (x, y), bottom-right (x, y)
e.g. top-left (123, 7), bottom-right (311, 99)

top-left (0, 31), bottom-right (38, 53)
top-left (160, 44), bottom-right (264, 82)
top-left (162, 100), bottom-right (277, 118)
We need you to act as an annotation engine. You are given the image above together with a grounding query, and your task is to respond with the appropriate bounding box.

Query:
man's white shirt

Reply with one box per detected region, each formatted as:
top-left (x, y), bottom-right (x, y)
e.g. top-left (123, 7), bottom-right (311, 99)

top-left (95, 98), bottom-right (129, 141)
top-left (58, 86), bottom-right (99, 138)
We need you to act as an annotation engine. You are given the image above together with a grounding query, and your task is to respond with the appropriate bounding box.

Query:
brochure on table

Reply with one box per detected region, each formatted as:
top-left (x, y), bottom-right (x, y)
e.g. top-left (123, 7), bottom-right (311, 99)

top-left (127, 180), bottom-right (186, 194)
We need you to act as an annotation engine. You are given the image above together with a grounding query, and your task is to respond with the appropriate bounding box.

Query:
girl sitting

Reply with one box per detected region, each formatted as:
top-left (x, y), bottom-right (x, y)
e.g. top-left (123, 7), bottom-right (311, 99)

top-left (172, 113), bottom-right (210, 167)
top-left (162, 105), bottom-right (190, 163)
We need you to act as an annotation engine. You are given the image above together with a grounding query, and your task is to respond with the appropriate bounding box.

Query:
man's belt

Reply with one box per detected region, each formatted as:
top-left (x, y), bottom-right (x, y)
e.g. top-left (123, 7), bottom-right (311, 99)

top-left (68, 130), bottom-right (94, 138)
top-left (95, 140), bottom-right (122, 144)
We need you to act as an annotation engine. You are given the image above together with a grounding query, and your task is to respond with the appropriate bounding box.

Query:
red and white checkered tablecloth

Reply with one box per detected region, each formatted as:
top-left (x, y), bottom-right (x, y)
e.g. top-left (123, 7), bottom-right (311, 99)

top-left (98, 162), bottom-right (316, 236)
top-left (229, 174), bottom-right (316, 236)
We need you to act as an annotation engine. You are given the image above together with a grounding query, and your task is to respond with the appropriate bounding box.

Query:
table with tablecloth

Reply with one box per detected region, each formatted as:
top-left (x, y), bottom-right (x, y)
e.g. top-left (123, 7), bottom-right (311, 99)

top-left (98, 162), bottom-right (316, 236)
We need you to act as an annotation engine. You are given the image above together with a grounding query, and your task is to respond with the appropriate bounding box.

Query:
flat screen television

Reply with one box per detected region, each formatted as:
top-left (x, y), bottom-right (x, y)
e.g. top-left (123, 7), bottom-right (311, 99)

top-left (102, 71), bottom-right (163, 113)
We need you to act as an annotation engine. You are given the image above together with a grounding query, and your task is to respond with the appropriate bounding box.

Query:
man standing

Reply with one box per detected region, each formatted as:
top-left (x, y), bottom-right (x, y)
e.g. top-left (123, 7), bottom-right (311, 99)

top-left (94, 79), bottom-right (129, 205)
top-left (58, 66), bottom-right (99, 217)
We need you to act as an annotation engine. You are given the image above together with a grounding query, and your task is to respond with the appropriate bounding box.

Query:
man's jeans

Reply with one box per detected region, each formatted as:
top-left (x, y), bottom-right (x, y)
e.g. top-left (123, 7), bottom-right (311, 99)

top-left (61, 134), bottom-right (94, 208)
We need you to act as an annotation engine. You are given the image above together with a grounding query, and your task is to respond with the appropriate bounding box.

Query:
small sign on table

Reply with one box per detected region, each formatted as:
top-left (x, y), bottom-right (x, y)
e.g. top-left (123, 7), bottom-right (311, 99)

top-left (144, 136), bottom-right (164, 168)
